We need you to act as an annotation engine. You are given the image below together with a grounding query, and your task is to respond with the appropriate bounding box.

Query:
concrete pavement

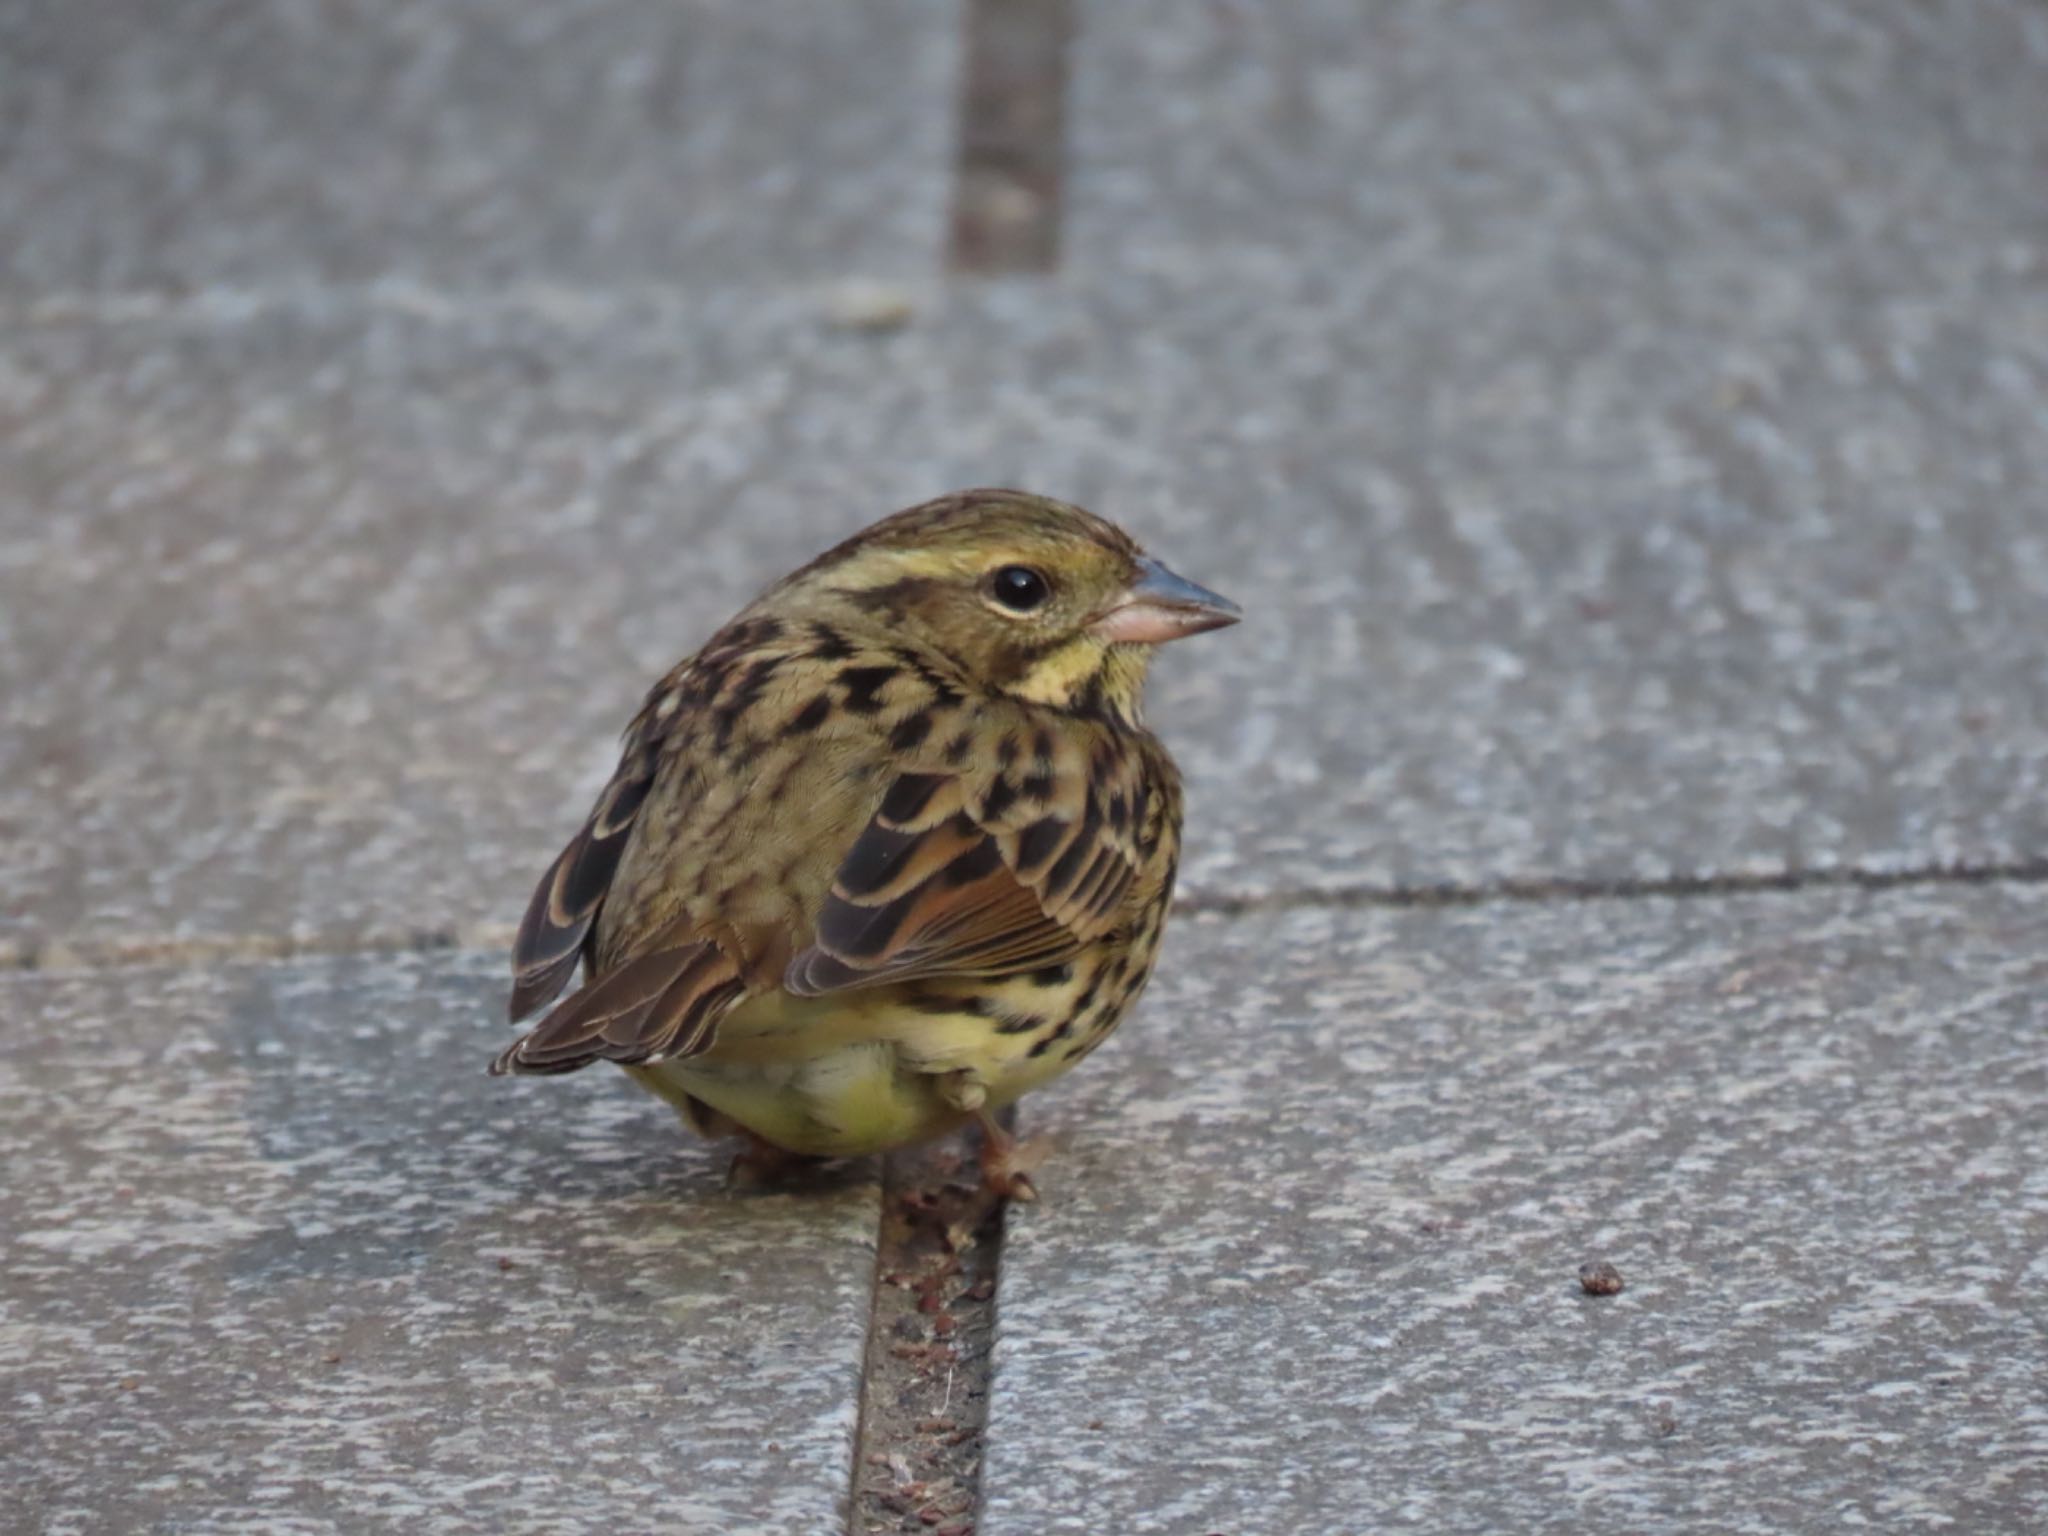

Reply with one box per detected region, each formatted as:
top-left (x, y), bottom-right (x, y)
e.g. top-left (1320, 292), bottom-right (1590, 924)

top-left (2, 1), bottom-right (2044, 1531)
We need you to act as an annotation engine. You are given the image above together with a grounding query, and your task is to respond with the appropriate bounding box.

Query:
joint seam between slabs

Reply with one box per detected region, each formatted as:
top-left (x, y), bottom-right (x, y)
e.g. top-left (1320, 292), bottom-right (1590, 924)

top-left (1173, 857), bottom-right (2048, 917)
top-left (7, 860), bottom-right (2047, 975)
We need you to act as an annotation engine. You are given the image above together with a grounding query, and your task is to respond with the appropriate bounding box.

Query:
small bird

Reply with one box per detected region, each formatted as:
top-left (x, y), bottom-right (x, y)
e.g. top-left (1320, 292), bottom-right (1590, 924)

top-left (491, 488), bottom-right (1239, 1199)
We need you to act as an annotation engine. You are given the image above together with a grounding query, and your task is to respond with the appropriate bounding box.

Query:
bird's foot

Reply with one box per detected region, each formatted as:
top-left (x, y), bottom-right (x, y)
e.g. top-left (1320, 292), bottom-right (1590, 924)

top-left (977, 1110), bottom-right (1051, 1204)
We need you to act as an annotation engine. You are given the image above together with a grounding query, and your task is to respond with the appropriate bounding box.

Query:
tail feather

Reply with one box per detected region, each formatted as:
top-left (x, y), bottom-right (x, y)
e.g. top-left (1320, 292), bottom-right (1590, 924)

top-left (491, 940), bottom-right (744, 1076)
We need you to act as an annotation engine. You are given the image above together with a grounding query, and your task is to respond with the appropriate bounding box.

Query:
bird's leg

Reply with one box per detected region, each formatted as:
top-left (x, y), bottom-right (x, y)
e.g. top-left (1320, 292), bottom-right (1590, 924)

top-left (976, 1109), bottom-right (1049, 1204)
top-left (937, 1072), bottom-right (1045, 1202)
top-left (726, 1129), bottom-right (817, 1189)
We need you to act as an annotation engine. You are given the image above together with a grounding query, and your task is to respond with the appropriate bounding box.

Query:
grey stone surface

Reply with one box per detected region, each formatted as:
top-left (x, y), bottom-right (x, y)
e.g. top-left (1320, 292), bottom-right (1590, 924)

top-left (5, 267), bottom-right (2047, 950)
top-left (982, 883), bottom-right (2048, 1533)
top-left (0, 950), bottom-right (880, 1535)
top-left (1068, 0), bottom-right (2047, 272)
top-left (0, 0), bottom-right (954, 291)
top-left (1057, 0), bottom-right (2048, 895)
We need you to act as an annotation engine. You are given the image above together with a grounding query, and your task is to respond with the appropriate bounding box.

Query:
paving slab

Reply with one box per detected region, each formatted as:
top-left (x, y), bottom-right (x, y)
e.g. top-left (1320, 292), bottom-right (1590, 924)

top-left (1068, 0), bottom-right (2047, 273)
top-left (982, 883), bottom-right (2048, 1533)
top-left (4, 270), bottom-right (2046, 950)
top-left (0, 0), bottom-right (954, 292)
top-left (1057, 0), bottom-right (2048, 896)
top-left (0, 950), bottom-right (880, 1535)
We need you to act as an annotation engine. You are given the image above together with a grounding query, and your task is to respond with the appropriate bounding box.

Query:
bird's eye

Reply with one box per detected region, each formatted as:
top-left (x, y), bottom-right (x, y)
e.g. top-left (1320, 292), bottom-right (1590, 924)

top-left (989, 565), bottom-right (1052, 613)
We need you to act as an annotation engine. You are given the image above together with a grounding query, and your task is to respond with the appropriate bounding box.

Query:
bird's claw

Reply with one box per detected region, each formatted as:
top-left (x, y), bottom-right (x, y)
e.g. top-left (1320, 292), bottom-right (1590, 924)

top-left (976, 1110), bottom-right (1050, 1205)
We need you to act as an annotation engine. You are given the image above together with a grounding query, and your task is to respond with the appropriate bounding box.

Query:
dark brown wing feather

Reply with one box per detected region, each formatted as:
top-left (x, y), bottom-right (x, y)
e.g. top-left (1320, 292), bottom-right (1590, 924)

top-left (491, 933), bottom-right (746, 1076)
top-left (785, 754), bottom-right (1145, 997)
top-left (508, 733), bottom-right (662, 1022)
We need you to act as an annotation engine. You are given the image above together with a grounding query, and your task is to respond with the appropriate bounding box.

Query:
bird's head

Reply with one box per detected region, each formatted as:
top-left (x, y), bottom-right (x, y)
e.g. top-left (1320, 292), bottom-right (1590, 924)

top-left (781, 489), bottom-right (1240, 723)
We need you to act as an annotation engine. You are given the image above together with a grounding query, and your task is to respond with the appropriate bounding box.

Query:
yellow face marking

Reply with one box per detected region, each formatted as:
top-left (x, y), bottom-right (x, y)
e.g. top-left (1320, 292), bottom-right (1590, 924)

top-left (1010, 638), bottom-right (1151, 722)
top-left (1009, 634), bottom-right (1111, 707)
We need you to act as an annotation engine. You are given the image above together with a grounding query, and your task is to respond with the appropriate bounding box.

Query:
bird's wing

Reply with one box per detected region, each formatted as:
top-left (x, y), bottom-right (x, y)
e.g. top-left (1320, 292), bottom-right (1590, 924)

top-left (496, 670), bottom-right (759, 1076)
top-left (784, 744), bottom-right (1150, 997)
top-left (507, 615), bottom-right (798, 1024)
top-left (507, 727), bottom-right (665, 1022)
top-left (499, 616), bottom-right (871, 1070)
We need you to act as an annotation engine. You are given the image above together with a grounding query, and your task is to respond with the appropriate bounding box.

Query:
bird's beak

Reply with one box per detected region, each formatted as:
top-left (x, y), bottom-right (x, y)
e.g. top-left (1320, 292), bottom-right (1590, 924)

top-left (1092, 556), bottom-right (1243, 645)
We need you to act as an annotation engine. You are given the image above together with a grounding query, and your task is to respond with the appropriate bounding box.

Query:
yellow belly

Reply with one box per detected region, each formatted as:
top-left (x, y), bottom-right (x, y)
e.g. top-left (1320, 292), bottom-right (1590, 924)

top-left (620, 967), bottom-right (1134, 1158)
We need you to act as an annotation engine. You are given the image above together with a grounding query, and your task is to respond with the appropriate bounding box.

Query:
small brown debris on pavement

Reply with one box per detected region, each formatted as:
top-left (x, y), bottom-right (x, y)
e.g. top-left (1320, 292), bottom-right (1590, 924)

top-left (1579, 1261), bottom-right (1626, 1296)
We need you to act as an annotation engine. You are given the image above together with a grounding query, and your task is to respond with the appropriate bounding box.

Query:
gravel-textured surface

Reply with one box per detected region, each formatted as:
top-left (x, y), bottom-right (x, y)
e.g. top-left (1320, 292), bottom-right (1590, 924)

top-left (0, 951), bottom-right (881, 1535)
top-left (1070, 0), bottom-right (2047, 273)
top-left (982, 884), bottom-right (2048, 1533)
top-left (0, 0), bottom-right (955, 292)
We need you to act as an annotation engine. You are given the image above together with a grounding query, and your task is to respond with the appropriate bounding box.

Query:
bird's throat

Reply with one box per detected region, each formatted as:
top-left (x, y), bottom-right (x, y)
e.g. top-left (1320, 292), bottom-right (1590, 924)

top-left (1008, 635), bottom-right (1149, 723)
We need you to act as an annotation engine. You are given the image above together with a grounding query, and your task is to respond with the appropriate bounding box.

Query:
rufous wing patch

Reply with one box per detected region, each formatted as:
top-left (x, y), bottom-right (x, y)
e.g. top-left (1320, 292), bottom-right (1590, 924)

top-left (784, 755), bottom-right (1143, 998)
